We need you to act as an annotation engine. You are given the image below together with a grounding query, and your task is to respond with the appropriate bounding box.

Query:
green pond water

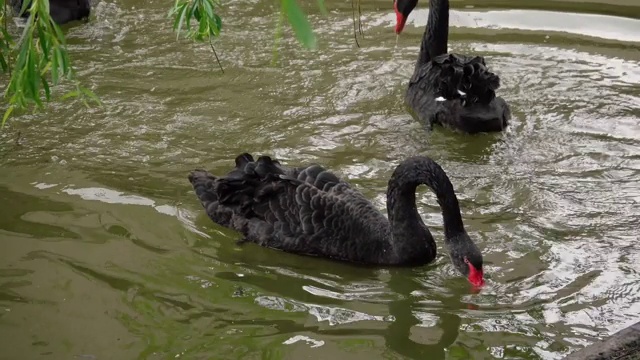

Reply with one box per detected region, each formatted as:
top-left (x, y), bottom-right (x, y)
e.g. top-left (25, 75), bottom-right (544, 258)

top-left (1, 0), bottom-right (640, 359)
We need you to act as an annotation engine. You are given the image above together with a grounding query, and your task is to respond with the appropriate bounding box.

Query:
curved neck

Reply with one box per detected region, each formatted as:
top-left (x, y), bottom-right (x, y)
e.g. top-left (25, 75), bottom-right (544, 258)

top-left (386, 179), bottom-right (435, 264)
top-left (385, 157), bottom-right (465, 262)
top-left (418, 0), bottom-right (449, 65)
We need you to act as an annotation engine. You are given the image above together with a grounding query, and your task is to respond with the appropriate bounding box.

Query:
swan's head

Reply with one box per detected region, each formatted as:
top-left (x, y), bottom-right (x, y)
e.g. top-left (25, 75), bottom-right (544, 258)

top-left (448, 235), bottom-right (485, 287)
top-left (393, 0), bottom-right (418, 34)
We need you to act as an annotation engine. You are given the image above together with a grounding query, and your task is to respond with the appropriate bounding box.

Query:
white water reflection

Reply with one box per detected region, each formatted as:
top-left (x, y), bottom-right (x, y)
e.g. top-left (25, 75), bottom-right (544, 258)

top-left (62, 187), bottom-right (155, 206)
top-left (1, 0), bottom-right (638, 358)
top-left (255, 295), bottom-right (394, 326)
top-left (39, 184), bottom-right (209, 238)
top-left (367, 8), bottom-right (640, 43)
top-left (282, 335), bottom-right (325, 348)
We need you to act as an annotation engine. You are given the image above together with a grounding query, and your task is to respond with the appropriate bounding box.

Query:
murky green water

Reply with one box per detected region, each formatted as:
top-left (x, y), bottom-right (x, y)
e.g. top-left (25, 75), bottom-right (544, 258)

top-left (1, 0), bottom-right (640, 359)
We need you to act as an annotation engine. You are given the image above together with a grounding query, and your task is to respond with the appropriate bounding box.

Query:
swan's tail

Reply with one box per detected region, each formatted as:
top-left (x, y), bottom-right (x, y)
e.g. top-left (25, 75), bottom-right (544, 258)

top-left (188, 153), bottom-right (293, 228)
top-left (188, 169), bottom-right (234, 226)
top-left (463, 56), bottom-right (500, 105)
top-left (435, 54), bottom-right (501, 105)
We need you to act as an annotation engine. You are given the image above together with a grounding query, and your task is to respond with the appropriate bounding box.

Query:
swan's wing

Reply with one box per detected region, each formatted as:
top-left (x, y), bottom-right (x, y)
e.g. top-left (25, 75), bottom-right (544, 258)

top-left (411, 54), bottom-right (501, 106)
top-left (233, 152), bottom-right (361, 196)
top-left (188, 155), bottom-right (390, 262)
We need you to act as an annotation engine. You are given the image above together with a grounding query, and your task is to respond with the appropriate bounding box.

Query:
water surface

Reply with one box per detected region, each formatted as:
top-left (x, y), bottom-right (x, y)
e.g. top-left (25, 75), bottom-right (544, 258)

top-left (1, 0), bottom-right (640, 359)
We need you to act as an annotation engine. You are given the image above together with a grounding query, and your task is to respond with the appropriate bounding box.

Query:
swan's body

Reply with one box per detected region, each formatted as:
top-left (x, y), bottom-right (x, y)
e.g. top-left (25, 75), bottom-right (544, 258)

top-left (394, 0), bottom-right (511, 133)
top-left (189, 153), bottom-right (484, 286)
top-left (12, 0), bottom-right (91, 25)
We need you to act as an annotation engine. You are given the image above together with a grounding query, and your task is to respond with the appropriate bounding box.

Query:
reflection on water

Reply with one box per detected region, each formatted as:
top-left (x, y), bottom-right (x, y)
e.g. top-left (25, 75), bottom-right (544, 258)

top-left (1, 0), bottom-right (640, 359)
top-left (373, 8), bottom-right (640, 42)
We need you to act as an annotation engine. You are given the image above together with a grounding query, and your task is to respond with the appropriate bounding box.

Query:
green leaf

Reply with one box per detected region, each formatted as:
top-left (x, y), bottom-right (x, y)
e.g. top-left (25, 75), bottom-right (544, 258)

top-left (54, 48), bottom-right (67, 79)
top-left (18, 0), bottom-right (30, 16)
top-left (316, 0), bottom-right (328, 16)
top-left (0, 44), bottom-right (8, 72)
top-left (26, 50), bottom-right (39, 101)
top-left (40, 0), bottom-right (51, 17)
top-left (15, 39), bottom-right (30, 69)
top-left (202, 0), bottom-right (215, 21)
top-left (174, 4), bottom-right (188, 40)
top-left (213, 14), bottom-right (222, 32)
top-left (61, 90), bottom-right (80, 100)
top-left (37, 24), bottom-right (50, 62)
top-left (41, 76), bottom-right (51, 101)
top-left (188, 2), bottom-right (198, 30)
top-left (2, 106), bottom-right (15, 128)
top-left (198, 16), bottom-right (208, 39)
top-left (282, 0), bottom-right (316, 49)
top-left (51, 21), bottom-right (67, 46)
top-left (51, 51), bottom-right (59, 84)
top-left (79, 86), bottom-right (101, 106)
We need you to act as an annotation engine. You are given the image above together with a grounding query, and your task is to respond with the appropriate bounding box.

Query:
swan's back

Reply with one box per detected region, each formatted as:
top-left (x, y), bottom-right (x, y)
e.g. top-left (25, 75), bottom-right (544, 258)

top-left (409, 54), bottom-right (500, 108)
top-left (408, 54), bottom-right (510, 133)
top-left (188, 154), bottom-right (394, 264)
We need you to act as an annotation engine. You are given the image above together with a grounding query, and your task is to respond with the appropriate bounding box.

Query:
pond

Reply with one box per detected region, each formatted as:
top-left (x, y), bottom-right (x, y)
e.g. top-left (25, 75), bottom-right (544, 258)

top-left (1, 0), bottom-right (639, 358)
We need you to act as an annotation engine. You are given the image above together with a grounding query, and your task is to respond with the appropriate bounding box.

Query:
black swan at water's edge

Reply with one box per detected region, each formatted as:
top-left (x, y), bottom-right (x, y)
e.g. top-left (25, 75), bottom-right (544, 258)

top-left (11, 0), bottom-right (91, 25)
top-left (188, 153), bottom-right (485, 287)
top-left (394, 0), bottom-right (511, 134)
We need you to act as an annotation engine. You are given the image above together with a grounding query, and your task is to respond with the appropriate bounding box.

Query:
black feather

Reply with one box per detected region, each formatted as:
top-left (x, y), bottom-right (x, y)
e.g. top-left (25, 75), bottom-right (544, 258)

top-left (399, 0), bottom-right (511, 133)
top-left (11, 0), bottom-right (91, 25)
top-left (188, 153), bottom-right (485, 283)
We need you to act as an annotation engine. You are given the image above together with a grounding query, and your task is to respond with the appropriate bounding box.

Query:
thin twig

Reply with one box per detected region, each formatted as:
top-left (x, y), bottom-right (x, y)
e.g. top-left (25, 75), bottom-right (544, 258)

top-left (351, 0), bottom-right (360, 48)
top-left (209, 38), bottom-right (224, 73)
top-left (358, 0), bottom-right (364, 36)
top-left (3, 0), bottom-right (12, 72)
top-left (271, 5), bottom-right (284, 66)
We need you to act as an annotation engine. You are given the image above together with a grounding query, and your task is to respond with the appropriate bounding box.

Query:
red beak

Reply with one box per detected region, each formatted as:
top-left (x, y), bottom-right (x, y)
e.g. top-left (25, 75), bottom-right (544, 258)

top-left (394, 1), bottom-right (407, 34)
top-left (468, 263), bottom-right (485, 288)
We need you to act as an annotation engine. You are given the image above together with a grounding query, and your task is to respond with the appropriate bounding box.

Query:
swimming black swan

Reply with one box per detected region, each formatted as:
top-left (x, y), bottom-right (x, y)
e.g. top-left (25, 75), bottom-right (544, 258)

top-left (394, 0), bottom-right (511, 133)
top-left (12, 0), bottom-right (91, 25)
top-left (188, 153), bottom-right (485, 287)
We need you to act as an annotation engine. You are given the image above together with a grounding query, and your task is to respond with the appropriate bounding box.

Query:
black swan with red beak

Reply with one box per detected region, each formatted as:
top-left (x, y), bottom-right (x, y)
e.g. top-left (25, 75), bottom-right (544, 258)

top-left (12, 0), bottom-right (90, 25)
top-left (394, 0), bottom-right (511, 133)
top-left (189, 153), bottom-right (485, 287)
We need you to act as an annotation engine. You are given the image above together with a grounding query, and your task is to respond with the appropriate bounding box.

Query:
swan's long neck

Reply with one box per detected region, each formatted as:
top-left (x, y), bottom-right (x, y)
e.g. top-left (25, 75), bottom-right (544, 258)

top-left (418, 0), bottom-right (449, 65)
top-left (385, 156), bottom-right (465, 264)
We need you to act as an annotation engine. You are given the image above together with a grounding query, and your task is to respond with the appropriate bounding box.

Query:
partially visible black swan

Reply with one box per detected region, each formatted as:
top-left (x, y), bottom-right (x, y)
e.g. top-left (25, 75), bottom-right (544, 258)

top-left (394, 0), bottom-right (511, 133)
top-left (12, 0), bottom-right (91, 25)
top-left (188, 153), bottom-right (485, 287)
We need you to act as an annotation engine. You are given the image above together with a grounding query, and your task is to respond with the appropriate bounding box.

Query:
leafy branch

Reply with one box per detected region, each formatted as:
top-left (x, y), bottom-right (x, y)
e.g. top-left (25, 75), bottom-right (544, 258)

top-left (1, 0), bottom-right (360, 128)
top-left (0, 0), bottom-right (100, 127)
top-left (169, 0), bottom-right (335, 69)
top-left (170, 0), bottom-right (224, 72)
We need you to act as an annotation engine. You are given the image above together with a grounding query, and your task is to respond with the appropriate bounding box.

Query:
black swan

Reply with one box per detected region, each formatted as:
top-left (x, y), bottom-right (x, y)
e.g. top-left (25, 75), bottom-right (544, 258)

top-left (188, 153), bottom-right (485, 287)
top-left (12, 0), bottom-right (91, 25)
top-left (394, 0), bottom-right (511, 134)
